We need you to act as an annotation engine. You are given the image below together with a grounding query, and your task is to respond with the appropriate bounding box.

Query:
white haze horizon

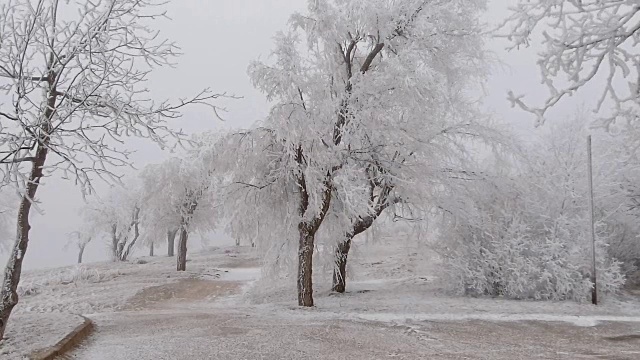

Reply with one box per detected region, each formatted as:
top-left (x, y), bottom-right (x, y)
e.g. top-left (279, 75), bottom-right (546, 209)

top-left (0, 0), bottom-right (595, 271)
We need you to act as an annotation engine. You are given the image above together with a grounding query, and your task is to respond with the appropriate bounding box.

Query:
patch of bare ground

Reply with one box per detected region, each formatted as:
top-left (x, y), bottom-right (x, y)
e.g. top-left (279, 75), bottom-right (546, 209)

top-left (218, 257), bottom-right (261, 269)
top-left (121, 279), bottom-right (242, 311)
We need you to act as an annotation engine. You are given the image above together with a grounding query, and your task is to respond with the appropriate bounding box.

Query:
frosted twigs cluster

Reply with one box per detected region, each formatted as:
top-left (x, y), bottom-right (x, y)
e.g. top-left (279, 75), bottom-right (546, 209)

top-left (501, 1), bottom-right (640, 128)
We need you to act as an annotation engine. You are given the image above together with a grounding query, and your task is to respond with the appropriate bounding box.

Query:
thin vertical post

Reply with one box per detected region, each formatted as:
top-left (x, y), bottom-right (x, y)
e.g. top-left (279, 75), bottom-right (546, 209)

top-left (587, 135), bottom-right (598, 305)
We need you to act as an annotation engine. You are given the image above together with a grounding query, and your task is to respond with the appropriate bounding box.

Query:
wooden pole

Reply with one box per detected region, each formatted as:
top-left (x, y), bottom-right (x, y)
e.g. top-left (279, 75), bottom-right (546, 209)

top-left (587, 135), bottom-right (598, 305)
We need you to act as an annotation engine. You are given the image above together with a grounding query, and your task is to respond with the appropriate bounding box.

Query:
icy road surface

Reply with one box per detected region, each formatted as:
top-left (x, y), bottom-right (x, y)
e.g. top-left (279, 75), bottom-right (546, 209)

top-left (65, 260), bottom-right (640, 359)
top-left (67, 306), bottom-right (640, 360)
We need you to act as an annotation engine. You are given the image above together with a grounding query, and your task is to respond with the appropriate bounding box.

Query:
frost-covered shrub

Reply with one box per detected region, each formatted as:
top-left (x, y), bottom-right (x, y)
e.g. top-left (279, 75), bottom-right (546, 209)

top-left (39, 266), bottom-right (120, 286)
top-left (441, 203), bottom-right (625, 301)
top-left (438, 121), bottom-right (626, 301)
top-left (16, 266), bottom-right (119, 299)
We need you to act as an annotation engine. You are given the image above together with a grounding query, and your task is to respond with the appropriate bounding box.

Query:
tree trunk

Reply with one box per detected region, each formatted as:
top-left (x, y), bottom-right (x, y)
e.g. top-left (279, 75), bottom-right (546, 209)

top-left (293, 145), bottom-right (332, 308)
top-left (331, 196), bottom-right (390, 293)
top-left (332, 237), bottom-right (353, 293)
top-left (176, 195), bottom-right (198, 271)
top-left (111, 224), bottom-right (119, 261)
top-left (149, 243), bottom-right (154, 257)
top-left (78, 244), bottom-right (86, 264)
top-left (176, 226), bottom-right (188, 271)
top-left (120, 207), bottom-right (141, 261)
top-left (167, 229), bottom-right (177, 257)
top-left (0, 74), bottom-right (56, 339)
top-left (116, 241), bottom-right (126, 261)
top-left (121, 240), bottom-right (135, 261)
top-left (0, 143), bottom-right (50, 339)
top-left (297, 226), bottom-right (315, 307)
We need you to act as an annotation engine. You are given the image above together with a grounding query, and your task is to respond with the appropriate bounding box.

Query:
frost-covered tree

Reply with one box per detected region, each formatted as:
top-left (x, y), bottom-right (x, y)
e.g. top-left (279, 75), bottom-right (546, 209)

top-left (139, 158), bottom-right (183, 258)
top-left (226, 0), bottom-right (494, 305)
top-left (502, 1), bottom-right (640, 129)
top-left (140, 138), bottom-right (219, 271)
top-left (79, 184), bottom-right (142, 262)
top-left (68, 231), bottom-right (92, 264)
top-left (0, 0), bottom-right (223, 337)
top-left (109, 189), bottom-right (142, 262)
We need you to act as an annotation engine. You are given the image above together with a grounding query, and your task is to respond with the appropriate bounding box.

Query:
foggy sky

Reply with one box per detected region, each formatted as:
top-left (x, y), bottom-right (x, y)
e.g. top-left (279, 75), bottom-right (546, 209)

top-left (1, 0), bottom-right (592, 270)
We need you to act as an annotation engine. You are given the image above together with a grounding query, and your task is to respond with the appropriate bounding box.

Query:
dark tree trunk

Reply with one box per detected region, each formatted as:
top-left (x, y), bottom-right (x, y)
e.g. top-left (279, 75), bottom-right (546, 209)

top-left (0, 188), bottom-right (39, 340)
top-left (332, 236), bottom-right (353, 293)
top-left (120, 213), bottom-right (140, 261)
top-left (111, 224), bottom-right (119, 261)
top-left (331, 178), bottom-right (395, 294)
top-left (293, 145), bottom-right (332, 308)
top-left (121, 238), bottom-right (136, 261)
top-left (78, 244), bottom-right (86, 264)
top-left (0, 73), bottom-right (57, 339)
top-left (297, 226), bottom-right (315, 307)
top-left (149, 243), bottom-right (154, 257)
top-left (176, 195), bottom-right (198, 271)
top-left (331, 213), bottom-right (382, 293)
top-left (118, 207), bottom-right (141, 262)
top-left (116, 241), bottom-right (126, 261)
top-left (176, 226), bottom-right (188, 271)
top-left (167, 229), bottom-right (177, 257)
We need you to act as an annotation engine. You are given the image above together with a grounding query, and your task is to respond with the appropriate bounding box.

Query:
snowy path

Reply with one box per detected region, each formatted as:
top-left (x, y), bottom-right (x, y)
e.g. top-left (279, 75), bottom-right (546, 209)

top-left (65, 263), bottom-right (640, 359)
top-left (63, 305), bottom-right (640, 360)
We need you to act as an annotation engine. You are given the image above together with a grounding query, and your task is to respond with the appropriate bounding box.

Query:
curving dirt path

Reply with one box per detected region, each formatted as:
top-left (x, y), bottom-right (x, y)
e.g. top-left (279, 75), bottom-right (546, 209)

top-left (65, 307), bottom-right (640, 359)
top-left (64, 253), bottom-right (640, 360)
top-left (121, 279), bottom-right (241, 311)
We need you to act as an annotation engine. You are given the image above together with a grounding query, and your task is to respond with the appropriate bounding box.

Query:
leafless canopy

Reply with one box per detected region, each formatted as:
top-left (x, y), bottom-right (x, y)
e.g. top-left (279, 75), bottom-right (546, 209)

top-left (0, 0), bottom-right (224, 194)
top-left (502, 1), bottom-right (640, 127)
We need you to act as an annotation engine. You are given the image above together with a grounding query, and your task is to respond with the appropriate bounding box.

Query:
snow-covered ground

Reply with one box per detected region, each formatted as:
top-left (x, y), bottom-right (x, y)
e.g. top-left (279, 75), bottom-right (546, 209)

top-left (245, 236), bottom-right (640, 324)
top-left (13, 247), bottom-right (240, 315)
top-left (0, 247), bottom-right (252, 358)
top-left (0, 313), bottom-right (85, 359)
top-left (6, 239), bottom-right (640, 359)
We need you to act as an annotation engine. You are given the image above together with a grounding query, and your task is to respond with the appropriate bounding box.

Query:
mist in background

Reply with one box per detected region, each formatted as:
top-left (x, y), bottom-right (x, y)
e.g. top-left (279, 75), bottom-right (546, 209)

top-left (0, 0), bottom-right (593, 270)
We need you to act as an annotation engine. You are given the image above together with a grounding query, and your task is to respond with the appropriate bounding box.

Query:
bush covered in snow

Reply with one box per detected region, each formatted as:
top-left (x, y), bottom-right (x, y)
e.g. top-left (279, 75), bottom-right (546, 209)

top-left (437, 120), bottom-right (627, 301)
top-left (439, 188), bottom-right (625, 301)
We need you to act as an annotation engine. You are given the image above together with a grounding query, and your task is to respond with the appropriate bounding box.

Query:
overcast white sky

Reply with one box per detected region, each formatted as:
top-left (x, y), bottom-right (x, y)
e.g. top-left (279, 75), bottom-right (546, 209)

top-left (1, 0), bottom-right (592, 270)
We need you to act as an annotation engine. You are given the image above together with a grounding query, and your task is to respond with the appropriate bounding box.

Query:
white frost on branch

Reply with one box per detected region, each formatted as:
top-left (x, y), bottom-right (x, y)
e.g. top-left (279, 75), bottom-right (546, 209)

top-left (501, 1), bottom-right (640, 127)
top-left (0, 0), bottom-right (226, 195)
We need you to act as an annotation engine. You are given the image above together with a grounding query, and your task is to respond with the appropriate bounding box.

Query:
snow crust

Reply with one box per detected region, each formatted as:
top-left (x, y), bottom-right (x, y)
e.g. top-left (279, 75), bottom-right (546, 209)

top-left (0, 313), bottom-right (85, 359)
top-left (8, 240), bottom-right (640, 359)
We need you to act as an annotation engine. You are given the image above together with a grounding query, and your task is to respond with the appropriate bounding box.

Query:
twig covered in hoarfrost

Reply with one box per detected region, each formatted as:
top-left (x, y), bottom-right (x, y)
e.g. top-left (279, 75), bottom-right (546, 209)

top-left (501, 1), bottom-right (640, 127)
